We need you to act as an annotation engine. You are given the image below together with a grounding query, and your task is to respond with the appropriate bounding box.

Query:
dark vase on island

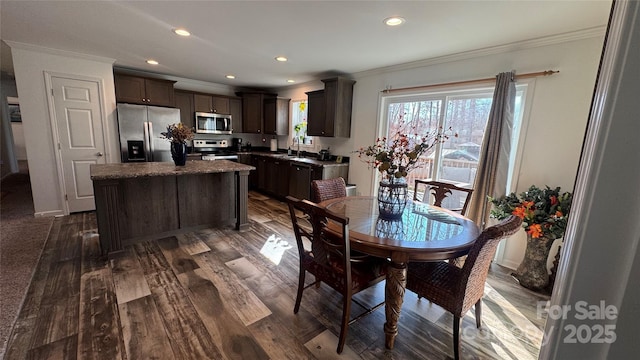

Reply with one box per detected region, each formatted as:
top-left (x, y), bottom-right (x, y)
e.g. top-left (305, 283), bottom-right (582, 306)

top-left (171, 142), bottom-right (187, 166)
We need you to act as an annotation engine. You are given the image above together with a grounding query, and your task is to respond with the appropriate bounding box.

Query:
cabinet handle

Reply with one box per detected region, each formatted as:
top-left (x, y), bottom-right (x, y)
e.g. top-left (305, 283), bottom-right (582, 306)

top-left (321, 131), bottom-right (325, 135)
top-left (257, 130), bottom-right (261, 133)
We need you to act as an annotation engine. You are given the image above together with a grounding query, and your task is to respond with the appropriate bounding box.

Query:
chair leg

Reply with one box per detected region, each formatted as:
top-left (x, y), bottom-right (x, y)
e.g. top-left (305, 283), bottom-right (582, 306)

top-left (453, 315), bottom-right (461, 360)
top-left (294, 269), bottom-right (306, 314)
top-left (475, 299), bottom-right (482, 328)
top-left (337, 294), bottom-right (352, 354)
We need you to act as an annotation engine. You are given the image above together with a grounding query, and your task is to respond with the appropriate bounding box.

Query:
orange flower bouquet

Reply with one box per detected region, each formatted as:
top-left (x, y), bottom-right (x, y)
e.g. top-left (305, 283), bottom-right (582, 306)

top-left (490, 185), bottom-right (573, 239)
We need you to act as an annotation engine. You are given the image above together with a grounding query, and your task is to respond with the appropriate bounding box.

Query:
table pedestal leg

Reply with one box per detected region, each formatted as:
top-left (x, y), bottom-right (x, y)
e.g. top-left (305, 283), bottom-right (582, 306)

top-left (384, 261), bottom-right (407, 349)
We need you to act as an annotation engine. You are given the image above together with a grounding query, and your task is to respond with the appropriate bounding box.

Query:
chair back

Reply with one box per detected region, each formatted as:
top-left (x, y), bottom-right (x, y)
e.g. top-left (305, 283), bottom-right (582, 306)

top-left (311, 177), bottom-right (347, 203)
top-left (286, 196), bottom-right (352, 291)
top-left (457, 215), bottom-right (522, 310)
top-left (413, 179), bottom-right (474, 215)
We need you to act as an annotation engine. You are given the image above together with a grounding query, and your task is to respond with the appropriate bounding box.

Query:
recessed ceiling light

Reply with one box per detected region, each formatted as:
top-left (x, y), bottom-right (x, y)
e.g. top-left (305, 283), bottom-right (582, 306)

top-left (384, 16), bottom-right (405, 26)
top-left (287, 79), bottom-right (295, 83)
top-left (226, 75), bottom-right (236, 79)
top-left (275, 56), bottom-right (288, 62)
top-left (173, 28), bottom-right (191, 37)
top-left (146, 59), bottom-right (159, 65)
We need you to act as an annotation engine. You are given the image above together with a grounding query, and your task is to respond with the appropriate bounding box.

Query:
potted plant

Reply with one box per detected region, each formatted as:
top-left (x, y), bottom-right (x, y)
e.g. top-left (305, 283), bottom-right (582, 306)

top-left (490, 185), bottom-right (573, 291)
top-left (161, 123), bottom-right (194, 166)
top-left (356, 121), bottom-right (455, 218)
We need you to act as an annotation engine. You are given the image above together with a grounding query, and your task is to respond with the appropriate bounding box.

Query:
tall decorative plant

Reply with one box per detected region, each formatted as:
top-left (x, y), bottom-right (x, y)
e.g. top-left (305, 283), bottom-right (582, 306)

top-left (356, 120), bottom-right (455, 219)
top-left (490, 185), bottom-right (573, 291)
top-left (355, 122), bottom-right (455, 183)
top-left (490, 185), bottom-right (573, 240)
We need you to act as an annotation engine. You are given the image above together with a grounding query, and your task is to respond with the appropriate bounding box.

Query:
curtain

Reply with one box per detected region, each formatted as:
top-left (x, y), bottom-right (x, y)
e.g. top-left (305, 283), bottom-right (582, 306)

top-left (466, 71), bottom-right (516, 228)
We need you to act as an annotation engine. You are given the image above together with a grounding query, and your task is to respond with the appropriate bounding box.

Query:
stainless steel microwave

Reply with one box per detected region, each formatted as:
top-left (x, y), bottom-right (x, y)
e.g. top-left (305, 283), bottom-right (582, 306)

top-left (195, 112), bottom-right (233, 134)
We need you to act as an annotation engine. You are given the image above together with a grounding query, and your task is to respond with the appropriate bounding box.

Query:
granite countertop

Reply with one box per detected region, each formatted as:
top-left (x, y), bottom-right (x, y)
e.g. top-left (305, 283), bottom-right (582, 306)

top-left (248, 151), bottom-right (349, 167)
top-left (90, 160), bottom-right (255, 180)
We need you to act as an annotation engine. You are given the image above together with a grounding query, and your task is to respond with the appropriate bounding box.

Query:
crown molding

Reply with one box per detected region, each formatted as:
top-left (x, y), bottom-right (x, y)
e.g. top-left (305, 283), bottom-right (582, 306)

top-left (354, 26), bottom-right (607, 79)
top-left (4, 41), bottom-right (115, 65)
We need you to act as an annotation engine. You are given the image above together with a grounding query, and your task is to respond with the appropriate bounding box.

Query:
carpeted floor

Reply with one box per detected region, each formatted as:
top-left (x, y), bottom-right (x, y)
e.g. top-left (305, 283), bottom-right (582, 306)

top-left (0, 163), bottom-right (54, 357)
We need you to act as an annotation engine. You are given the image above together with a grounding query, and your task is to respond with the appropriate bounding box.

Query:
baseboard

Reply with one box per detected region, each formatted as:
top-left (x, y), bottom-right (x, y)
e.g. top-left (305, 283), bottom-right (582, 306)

top-left (34, 210), bottom-right (65, 217)
top-left (496, 259), bottom-right (519, 270)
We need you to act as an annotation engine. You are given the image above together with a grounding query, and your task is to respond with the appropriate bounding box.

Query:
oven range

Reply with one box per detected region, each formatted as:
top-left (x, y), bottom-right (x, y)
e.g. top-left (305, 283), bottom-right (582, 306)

top-left (192, 139), bottom-right (238, 161)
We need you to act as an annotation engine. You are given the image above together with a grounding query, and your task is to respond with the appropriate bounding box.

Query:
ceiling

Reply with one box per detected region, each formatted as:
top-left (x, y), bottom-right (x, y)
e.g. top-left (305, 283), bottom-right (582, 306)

top-left (1, 1), bottom-right (612, 89)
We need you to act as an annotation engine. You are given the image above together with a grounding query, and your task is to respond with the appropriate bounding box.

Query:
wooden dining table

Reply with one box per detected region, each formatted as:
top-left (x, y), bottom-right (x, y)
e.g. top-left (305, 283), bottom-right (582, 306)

top-left (319, 196), bottom-right (480, 349)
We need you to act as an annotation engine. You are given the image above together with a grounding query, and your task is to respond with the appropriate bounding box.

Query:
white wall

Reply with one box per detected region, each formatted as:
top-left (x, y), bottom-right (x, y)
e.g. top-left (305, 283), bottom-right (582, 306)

top-left (9, 42), bottom-right (117, 217)
top-left (279, 34), bottom-right (605, 270)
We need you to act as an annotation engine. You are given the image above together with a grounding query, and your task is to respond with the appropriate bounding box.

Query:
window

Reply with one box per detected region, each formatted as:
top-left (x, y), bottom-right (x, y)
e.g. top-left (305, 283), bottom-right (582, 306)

top-left (290, 99), bottom-right (314, 149)
top-left (381, 84), bottom-right (528, 205)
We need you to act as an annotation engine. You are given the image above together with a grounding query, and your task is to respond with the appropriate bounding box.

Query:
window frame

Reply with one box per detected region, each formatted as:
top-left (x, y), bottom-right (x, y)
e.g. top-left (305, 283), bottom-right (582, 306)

top-left (289, 99), bottom-right (316, 151)
top-left (377, 80), bottom-right (535, 196)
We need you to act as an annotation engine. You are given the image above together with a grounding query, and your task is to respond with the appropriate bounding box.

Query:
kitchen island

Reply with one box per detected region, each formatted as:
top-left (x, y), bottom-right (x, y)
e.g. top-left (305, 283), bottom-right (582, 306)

top-left (90, 160), bottom-right (254, 254)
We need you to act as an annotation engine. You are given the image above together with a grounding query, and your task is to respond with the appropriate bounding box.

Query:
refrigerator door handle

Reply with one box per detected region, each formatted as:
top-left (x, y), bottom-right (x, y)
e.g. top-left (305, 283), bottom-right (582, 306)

top-left (143, 121), bottom-right (151, 162)
top-left (148, 121), bottom-right (155, 162)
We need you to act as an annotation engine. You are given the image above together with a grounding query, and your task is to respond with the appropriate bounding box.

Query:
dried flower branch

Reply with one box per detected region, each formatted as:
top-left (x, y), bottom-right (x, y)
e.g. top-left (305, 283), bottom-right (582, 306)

top-left (161, 123), bottom-right (194, 143)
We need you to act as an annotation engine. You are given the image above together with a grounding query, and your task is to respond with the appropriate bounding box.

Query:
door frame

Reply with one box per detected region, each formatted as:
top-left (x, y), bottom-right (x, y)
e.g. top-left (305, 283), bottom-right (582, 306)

top-left (43, 71), bottom-right (111, 215)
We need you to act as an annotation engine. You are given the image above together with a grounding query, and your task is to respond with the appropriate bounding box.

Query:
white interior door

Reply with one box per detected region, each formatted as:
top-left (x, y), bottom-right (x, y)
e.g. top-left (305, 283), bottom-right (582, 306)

top-left (51, 76), bottom-right (106, 213)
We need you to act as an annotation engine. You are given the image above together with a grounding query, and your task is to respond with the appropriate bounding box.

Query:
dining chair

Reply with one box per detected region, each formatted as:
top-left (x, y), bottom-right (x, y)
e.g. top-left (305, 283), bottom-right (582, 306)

top-left (405, 215), bottom-right (522, 360)
top-left (286, 196), bottom-right (387, 353)
top-left (413, 179), bottom-right (474, 215)
top-left (311, 177), bottom-right (347, 203)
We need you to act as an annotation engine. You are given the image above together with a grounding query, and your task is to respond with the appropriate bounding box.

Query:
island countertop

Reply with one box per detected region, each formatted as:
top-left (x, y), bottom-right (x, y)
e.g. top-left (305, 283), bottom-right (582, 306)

top-left (90, 160), bottom-right (255, 181)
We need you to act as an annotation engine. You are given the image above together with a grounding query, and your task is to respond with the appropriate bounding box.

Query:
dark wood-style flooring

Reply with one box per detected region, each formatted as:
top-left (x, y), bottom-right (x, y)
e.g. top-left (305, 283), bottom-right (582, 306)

top-left (4, 191), bottom-right (549, 359)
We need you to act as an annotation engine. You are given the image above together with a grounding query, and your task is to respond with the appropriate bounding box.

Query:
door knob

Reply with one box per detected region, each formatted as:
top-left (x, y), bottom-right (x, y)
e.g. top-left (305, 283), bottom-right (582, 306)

top-left (96, 152), bottom-right (104, 157)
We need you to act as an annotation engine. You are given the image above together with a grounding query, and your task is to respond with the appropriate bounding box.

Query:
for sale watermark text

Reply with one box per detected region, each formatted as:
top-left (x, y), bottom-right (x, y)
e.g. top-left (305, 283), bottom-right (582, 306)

top-left (538, 300), bottom-right (618, 344)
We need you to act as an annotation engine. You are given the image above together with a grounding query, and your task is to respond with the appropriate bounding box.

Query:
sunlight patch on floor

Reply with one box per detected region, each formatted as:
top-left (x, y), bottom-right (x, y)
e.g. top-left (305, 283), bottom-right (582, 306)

top-left (259, 234), bottom-right (293, 265)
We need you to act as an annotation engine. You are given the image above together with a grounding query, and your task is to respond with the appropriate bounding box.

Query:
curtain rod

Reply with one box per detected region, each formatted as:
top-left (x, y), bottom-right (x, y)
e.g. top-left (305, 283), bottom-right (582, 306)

top-left (381, 70), bottom-right (559, 94)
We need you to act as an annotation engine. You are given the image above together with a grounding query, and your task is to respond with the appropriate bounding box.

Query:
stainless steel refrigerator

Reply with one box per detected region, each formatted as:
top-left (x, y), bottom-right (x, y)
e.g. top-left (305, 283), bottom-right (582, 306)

top-left (116, 103), bottom-right (181, 162)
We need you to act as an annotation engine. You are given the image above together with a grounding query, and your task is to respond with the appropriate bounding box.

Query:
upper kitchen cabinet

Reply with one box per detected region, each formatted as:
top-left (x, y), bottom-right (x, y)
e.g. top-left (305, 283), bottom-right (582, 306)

top-left (229, 97), bottom-right (243, 133)
top-left (264, 97), bottom-right (290, 135)
top-left (114, 73), bottom-right (176, 107)
top-left (306, 76), bottom-right (355, 137)
top-left (174, 90), bottom-right (195, 129)
top-left (240, 92), bottom-right (265, 134)
top-left (194, 93), bottom-right (230, 114)
top-left (238, 92), bottom-right (288, 135)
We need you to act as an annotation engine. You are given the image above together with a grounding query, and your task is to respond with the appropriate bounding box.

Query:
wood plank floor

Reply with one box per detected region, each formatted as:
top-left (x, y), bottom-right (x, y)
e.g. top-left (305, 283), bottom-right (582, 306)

top-left (4, 191), bottom-right (549, 359)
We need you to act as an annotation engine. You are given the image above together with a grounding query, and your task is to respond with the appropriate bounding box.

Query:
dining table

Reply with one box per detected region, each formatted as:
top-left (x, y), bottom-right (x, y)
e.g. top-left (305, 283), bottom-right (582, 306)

top-left (319, 196), bottom-right (480, 349)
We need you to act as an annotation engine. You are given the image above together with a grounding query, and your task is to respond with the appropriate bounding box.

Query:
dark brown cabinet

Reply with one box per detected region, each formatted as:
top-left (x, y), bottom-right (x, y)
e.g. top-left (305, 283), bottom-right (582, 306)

top-left (306, 77), bottom-right (355, 137)
top-left (174, 90), bottom-right (195, 129)
top-left (250, 154), bottom-right (348, 200)
top-left (241, 93), bottom-right (265, 134)
top-left (114, 74), bottom-right (175, 107)
top-left (194, 93), bottom-right (230, 114)
top-left (229, 97), bottom-right (243, 133)
top-left (239, 92), bottom-right (289, 135)
top-left (264, 97), bottom-right (290, 135)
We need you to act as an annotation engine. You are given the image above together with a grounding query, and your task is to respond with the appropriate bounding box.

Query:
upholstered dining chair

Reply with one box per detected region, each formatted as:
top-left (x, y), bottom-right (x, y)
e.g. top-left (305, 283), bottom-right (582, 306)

top-left (286, 196), bottom-right (386, 353)
top-left (311, 177), bottom-right (347, 203)
top-left (413, 179), bottom-right (474, 215)
top-left (405, 215), bottom-right (522, 360)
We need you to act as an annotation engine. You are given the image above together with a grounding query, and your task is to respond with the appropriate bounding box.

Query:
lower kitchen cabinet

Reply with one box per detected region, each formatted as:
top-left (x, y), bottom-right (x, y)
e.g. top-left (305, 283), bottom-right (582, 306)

top-left (249, 154), bottom-right (348, 200)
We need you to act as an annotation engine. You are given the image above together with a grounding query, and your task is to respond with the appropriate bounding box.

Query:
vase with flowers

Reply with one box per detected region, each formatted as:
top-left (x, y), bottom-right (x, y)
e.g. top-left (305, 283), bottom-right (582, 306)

top-left (161, 123), bottom-right (195, 166)
top-left (490, 185), bottom-right (573, 291)
top-left (356, 121), bottom-right (454, 219)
